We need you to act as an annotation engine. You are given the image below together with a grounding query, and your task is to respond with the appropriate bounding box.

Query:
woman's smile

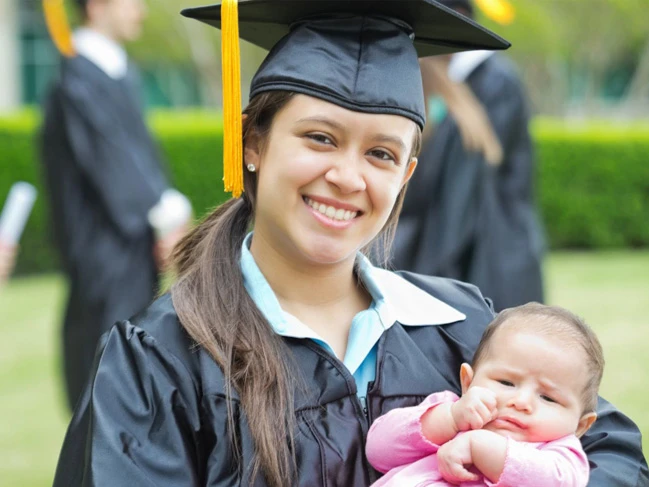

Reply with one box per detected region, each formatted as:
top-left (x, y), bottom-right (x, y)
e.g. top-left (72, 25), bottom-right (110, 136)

top-left (303, 195), bottom-right (362, 229)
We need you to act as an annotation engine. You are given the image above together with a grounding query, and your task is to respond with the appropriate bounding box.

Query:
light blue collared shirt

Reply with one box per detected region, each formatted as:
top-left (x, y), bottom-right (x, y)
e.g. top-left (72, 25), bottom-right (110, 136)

top-left (240, 234), bottom-right (465, 397)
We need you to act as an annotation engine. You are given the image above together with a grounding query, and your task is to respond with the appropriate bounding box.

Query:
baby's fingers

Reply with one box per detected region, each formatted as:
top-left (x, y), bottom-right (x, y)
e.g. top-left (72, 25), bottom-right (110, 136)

top-left (440, 461), bottom-right (479, 484)
top-left (468, 402), bottom-right (494, 429)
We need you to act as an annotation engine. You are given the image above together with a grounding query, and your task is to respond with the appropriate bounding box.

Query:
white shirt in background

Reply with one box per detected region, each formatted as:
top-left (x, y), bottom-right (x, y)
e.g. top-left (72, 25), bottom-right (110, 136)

top-left (73, 27), bottom-right (128, 80)
top-left (448, 50), bottom-right (495, 82)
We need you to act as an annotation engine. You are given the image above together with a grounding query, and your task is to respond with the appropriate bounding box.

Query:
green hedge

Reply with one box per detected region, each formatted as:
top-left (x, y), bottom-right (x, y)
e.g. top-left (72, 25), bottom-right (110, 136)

top-left (533, 119), bottom-right (649, 249)
top-left (1, 111), bottom-right (648, 275)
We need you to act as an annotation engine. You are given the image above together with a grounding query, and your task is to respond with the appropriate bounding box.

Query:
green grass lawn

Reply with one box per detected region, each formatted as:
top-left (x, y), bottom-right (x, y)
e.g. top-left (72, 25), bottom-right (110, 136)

top-left (1, 251), bottom-right (648, 485)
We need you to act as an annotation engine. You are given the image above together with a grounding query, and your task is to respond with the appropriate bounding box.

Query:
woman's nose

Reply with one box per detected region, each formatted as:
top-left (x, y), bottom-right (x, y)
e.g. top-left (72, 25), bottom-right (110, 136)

top-left (324, 156), bottom-right (367, 194)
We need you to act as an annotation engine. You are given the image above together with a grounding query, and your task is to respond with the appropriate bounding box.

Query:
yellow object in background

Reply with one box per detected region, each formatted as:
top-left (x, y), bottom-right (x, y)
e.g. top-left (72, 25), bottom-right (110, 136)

top-left (475, 0), bottom-right (515, 25)
top-left (43, 0), bottom-right (76, 57)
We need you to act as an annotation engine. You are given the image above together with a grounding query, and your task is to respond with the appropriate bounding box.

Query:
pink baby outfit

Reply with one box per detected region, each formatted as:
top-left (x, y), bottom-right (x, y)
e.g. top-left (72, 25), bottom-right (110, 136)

top-left (366, 391), bottom-right (589, 487)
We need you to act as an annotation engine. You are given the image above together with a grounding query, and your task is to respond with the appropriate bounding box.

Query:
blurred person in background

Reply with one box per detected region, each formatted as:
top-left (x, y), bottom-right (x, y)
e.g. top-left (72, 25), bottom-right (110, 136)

top-left (392, 0), bottom-right (545, 312)
top-left (40, 0), bottom-right (191, 410)
top-left (0, 242), bottom-right (17, 286)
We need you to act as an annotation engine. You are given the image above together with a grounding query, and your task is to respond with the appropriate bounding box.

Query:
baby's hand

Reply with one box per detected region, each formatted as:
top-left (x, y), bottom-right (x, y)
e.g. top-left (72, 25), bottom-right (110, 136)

top-left (451, 386), bottom-right (497, 432)
top-left (437, 434), bottom-right (479, 484)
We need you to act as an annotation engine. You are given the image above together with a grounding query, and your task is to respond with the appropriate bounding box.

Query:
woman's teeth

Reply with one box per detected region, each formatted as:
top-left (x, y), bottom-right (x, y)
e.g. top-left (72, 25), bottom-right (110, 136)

top-left (304, 197), bottom-right (358, 221)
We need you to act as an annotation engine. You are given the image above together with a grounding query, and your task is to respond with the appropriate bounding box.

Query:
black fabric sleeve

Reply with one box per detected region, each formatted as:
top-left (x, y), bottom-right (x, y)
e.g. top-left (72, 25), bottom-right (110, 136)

top-left (59, 88), bottom-right (166, 238)
top-left (480, 70), bottom-right (535, 203)
top-left (53, 322), bottom-right (203, 487)
top-left (583, 397), bottom-right (649, 486)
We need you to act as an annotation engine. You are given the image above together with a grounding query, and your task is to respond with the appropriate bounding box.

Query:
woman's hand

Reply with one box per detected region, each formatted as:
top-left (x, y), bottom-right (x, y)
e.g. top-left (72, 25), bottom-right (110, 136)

top-left (450, 386), bottom-right (498, 432)
top-left (153, 224), bottom-right (190, 272)
top-left (0, 242), bottom-right (17, 286)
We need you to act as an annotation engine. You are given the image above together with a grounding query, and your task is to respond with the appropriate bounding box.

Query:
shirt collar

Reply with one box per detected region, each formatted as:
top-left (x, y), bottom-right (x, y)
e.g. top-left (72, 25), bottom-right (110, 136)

top-left (356, 253), bottom-right (465, 327)
top-left (448, 50), bottom-right (494, 82)
top-left (240, 233), bottom-right (465, 335)
top-left (73, 28), bottom-right (128, 80)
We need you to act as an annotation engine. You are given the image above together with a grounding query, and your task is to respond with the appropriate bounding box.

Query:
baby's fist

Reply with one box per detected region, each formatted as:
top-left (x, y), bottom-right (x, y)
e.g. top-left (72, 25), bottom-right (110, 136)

top-left (437, 434), bottom-right (479, 484)
top-left (451, 387), bottom-right (497, 432)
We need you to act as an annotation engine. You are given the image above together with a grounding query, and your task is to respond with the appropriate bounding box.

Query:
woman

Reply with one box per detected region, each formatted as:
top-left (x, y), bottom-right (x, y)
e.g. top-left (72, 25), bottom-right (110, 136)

top-left (53, 1), bottom-right (647, 486)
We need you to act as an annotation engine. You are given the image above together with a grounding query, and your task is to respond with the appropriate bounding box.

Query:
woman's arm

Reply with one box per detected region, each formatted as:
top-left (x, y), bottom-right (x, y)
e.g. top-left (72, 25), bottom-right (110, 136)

top-left (581, 397), bottom-right (649, 486)
top-left (53, 321), bottom-right (203, 486)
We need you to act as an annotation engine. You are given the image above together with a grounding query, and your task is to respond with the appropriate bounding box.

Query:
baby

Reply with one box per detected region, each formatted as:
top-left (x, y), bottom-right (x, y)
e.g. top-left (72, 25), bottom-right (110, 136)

top-left (366, 303), bottom-right (604, 487)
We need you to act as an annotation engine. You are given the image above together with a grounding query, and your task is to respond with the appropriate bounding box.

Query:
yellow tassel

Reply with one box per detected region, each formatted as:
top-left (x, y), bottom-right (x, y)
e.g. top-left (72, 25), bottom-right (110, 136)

top-left (474, 0), bottom-right (515, 25)
top-left (221, 0), bottom-right (243, 198)
top-left (43, 0), bottom-right (76, 57)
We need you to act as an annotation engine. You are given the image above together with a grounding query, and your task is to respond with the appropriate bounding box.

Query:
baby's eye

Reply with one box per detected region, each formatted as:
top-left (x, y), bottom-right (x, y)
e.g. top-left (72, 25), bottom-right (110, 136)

top-left (497, 380), bottom-right (514, 387)
top-left (541, 395), bottom-right (558, 404)
top-left (306, 133), bottom-right (334, 145)
top-left (367, 149), bottom-right (396, 163)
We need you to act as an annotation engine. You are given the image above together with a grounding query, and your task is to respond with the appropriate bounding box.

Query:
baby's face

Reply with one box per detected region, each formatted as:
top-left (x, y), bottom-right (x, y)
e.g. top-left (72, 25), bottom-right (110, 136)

top-left (465, 326), bottom-right (592, 443)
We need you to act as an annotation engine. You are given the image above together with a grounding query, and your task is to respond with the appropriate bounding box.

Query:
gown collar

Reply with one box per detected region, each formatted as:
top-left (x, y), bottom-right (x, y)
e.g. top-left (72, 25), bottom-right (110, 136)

top-left (73, 28), bottom-right (128, 80)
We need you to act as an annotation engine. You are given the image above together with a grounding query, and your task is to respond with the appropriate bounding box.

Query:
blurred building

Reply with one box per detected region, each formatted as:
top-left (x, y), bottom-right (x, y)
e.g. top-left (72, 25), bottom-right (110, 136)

top-left (1, 1), bottom-right (645, 117)
top-left (0, 0), bottom-right (21, 112)
top-left (0, 0), bottom-right (204, 114)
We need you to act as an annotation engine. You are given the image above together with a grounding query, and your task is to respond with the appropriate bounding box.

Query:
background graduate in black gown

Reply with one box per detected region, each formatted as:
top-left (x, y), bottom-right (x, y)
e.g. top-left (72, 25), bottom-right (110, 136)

top-left (392, 0), bottom-right (545, 311)
top-left (40, 0), bottom-right (191, 410)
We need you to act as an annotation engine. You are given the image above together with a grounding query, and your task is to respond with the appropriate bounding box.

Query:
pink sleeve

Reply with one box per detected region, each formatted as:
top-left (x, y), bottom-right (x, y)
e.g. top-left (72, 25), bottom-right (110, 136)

top-left (486, 435), bottom-right (590, 487)
top-left (365, 390), bottom-right (460, 473)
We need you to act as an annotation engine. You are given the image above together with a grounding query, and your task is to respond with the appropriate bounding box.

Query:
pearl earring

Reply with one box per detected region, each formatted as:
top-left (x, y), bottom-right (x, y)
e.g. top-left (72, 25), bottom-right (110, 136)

top-left (247, 163), bottom-right (256, 173)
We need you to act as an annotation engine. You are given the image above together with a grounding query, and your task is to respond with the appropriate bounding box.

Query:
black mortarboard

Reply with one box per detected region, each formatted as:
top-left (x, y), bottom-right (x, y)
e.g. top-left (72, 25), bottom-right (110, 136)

top-left (437, 0), bottom-right (474, 17)
top-left (182, 0), bottom-right (509, 196)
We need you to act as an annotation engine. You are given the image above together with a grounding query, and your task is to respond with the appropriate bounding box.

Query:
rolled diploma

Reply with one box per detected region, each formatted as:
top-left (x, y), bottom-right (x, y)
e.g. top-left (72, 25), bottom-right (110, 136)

top-left (0, 182), bottom-right (37, 245)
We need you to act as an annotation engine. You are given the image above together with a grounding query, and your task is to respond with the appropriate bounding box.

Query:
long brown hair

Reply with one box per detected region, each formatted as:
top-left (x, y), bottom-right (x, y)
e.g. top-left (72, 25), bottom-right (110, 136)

top-left (171, 91), bottom-right (421, 485)
top-left (419, 56), bottom-right (503, 166)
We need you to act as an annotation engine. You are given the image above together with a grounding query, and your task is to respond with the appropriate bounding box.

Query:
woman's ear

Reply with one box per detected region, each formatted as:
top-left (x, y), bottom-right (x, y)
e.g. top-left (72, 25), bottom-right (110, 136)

top-left (576, 412), bottom-right (597, 438)
top-left (242, 114), bottom-right (262, 170)
top-left (402, 157), bottom-right (418, 186)
top-left (460, 363), bottom-right (474, 394)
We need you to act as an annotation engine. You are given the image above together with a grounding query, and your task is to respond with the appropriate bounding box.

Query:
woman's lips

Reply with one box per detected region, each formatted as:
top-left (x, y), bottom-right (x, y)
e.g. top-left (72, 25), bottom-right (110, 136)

top-left (303, 196), bottom-right (360, 229)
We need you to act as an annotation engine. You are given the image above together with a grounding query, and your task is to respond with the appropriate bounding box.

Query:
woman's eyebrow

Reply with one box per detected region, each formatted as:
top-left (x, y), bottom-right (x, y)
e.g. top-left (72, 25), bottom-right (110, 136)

top-left (295, 117), bottom-right (407, 154)
top-left (295, 116), bottom-right (344, 131)
top-left (370, 134), bottom-right (407, 155)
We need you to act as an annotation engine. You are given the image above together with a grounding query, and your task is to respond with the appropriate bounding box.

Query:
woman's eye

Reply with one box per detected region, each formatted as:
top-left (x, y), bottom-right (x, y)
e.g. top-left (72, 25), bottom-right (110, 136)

top-left (497, 380), bottom-right (514, 387)
top-left (541, 395), bottom-right (558, 404)
top-left (306, 133), bottom-right (334, 145)
top-left (368, 149), bottom-right (396, 163)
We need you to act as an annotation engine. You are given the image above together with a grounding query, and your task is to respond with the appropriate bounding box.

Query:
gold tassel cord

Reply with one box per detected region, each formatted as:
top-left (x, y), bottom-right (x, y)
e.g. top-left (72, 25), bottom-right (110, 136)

top-left (474, 0), bottom-right (516, 26)
top-left (221, 0), bottom-right (244, 198)
top-left (43, 0), bottom-right (76, 57)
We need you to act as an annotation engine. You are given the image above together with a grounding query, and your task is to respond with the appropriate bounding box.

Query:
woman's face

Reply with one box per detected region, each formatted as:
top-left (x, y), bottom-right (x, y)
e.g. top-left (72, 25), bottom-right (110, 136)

top-left (246, 95), bottom-right (417, 266)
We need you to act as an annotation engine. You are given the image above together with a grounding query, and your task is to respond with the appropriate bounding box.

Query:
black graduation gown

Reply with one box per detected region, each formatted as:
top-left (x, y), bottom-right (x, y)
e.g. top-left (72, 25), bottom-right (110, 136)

top-left (393, 54), bottom-right (545, 311)
top-left (53, 276), bottom-right (648, 486)
top-left (40, 55), bottom-right (169, 410)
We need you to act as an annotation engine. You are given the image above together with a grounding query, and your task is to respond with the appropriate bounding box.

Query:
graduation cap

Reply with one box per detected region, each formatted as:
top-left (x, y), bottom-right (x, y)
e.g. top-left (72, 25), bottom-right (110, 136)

top-left (183, 0), bottom-right (509, 197)
top-left (438, 0), bottom-right (516, 25)
top-left (437, 0), bottom-right (474, 17)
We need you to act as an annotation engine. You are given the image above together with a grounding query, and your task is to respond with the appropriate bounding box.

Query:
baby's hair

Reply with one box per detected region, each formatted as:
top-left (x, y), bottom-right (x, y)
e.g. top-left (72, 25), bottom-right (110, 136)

top-left (471, 302), bottom-right (604, 413)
